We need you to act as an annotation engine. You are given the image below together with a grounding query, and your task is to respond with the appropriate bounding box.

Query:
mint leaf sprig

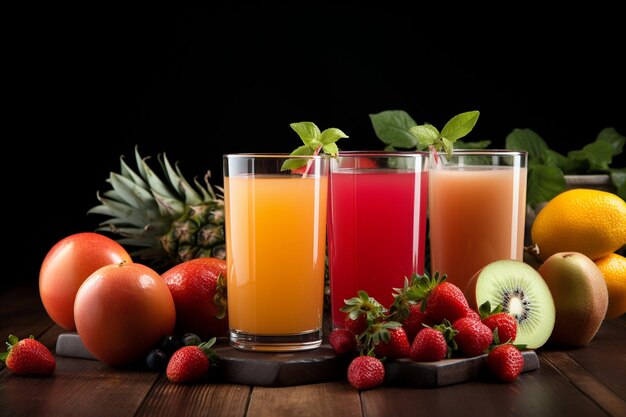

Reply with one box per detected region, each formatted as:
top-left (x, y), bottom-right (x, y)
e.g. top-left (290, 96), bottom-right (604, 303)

top-left (281, 121), bottom-right (349, 173)
top-left (408, 110), bottom-right (480, 162)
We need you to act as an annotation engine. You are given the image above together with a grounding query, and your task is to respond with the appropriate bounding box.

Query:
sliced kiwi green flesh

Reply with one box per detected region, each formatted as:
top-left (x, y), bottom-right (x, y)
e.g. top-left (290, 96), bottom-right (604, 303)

top-left (469, 260), bottom-right (555, 349)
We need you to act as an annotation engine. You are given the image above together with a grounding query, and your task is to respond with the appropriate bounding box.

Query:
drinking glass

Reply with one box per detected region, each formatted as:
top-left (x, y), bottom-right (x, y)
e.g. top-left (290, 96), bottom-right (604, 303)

top-left (327, 151), bottom-right (429, 328)
top-left (428, 149), bottom-right (528, 292)
top-left (223, 153), bottom-right (329, 351)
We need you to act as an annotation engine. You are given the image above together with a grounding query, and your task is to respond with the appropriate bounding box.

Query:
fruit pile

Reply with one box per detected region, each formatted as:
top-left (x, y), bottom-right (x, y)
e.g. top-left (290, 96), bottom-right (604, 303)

top-left (330, 272), bottom-right (527, 390)
top-left (529, 188), bottom-right (626, 321)
top-left (34, 231), bottom-right (228, 374)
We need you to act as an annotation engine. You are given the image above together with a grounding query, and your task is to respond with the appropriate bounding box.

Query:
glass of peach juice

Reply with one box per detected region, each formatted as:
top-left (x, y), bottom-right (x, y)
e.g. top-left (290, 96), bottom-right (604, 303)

top-left (428, 149), bottom-right (528, 293)
top-left (223, 153), bottom-right (329, 352)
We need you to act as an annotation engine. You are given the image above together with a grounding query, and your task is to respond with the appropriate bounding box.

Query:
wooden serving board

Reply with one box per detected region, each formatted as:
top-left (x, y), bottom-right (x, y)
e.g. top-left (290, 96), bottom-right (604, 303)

top-left (56, 332), bottom-right (539, 387)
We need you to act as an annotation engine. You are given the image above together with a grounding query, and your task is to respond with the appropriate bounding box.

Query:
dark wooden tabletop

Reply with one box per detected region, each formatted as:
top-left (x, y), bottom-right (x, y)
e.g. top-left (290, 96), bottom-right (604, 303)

top-left (1, 281), bottom-right (625, 417)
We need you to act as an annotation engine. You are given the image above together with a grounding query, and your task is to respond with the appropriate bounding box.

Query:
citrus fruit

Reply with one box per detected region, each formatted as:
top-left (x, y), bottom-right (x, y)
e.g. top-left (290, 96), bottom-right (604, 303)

top-left (531, 189), bottom-right (626, 261)
top-left (594, 252), bottom-right (626, 319)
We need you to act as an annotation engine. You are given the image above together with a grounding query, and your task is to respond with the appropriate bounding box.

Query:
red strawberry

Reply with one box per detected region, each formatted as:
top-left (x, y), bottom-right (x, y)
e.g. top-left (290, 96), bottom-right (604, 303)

top-left (347, 355), bottom-right (385, 390)
top-left (409, 328), bottom-right (448, 362)
top-left (329, 328), bottom-right (357, 355)
top-left (341, 290), bottom-right (385, 336)
top-left (0, 335), bottom-right (56, 376)
top-left (411, 272), bottom-right (471, 324)
top-left (166, 338), bottom-right (217, 384)
top-left (373, 326), bottom-right (410, 359)
top-left (464, 308), bottom-right (481, 321)
top-left (479, 301), bottom-right (517, 344)
top-left (344, 314), bottom-right (368, 336)
top-left (401, 303), bottom-right (432, 342)
top-left (452, 317), bottom-right (493, 357)
top-left (487, 344), bottom-right (524, 382)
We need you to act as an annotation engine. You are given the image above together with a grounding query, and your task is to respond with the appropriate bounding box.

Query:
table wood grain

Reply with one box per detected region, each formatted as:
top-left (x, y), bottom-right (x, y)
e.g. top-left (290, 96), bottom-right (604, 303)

top-left (1, 281), bottom-right (625, 417)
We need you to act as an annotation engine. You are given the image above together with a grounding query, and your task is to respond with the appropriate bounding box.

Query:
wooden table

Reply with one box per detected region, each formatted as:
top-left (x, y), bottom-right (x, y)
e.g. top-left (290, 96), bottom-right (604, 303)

top-left (1, 281), bottom-right (625, 417)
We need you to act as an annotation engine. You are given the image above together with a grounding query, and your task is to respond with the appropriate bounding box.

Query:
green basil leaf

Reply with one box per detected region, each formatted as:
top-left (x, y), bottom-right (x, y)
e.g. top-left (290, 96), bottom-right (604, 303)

top-left (322, 142), bottom-right (339, 156)
top-left (290, 122), bottom-right (321, 146)
top-left (527, 164), bottom-right (566, 208)
top-left (610, 167), bottom-right (626, 189)
top-left (369, 110), bottom-right (418, 149)
top-left (440, 110), bottom-right (480, 141)
top-left (409, 124), bottom-right (439, 148)
top-left (543, 149), bottom-right (570, 172)
top-left (319, 128), bottom-right (349, 145)
top-left (568, 141), bottom-right (613, 171)
top-left (281, 145), bottom-right (314, 171)
top-left (455, 139), bottom-right (492, 149)
top-left (597, 127), bottom-right (625, 156)
top-left (505, 128), bottom-right (549, 164)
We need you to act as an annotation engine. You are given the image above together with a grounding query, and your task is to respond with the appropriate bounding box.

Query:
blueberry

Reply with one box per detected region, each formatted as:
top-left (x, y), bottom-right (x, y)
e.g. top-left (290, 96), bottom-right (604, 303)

top-left (181, 333), bottom-right (202, 346)
top-left (146, 349), bottom-right (169, 371)
top-left (159, 335), bottom-right (182, 355)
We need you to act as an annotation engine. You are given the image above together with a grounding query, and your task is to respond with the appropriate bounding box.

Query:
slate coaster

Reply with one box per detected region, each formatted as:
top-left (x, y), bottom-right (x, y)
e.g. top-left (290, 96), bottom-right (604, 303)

top-left (55, 332), bottom-right (540, 387)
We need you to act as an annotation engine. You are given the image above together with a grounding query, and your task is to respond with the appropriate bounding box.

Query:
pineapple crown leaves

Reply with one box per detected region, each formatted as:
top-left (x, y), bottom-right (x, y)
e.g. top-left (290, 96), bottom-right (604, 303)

top-left (281, 121), bottom-right (349, 171)
top-left (408, 111), bottom-right (480, 160)
top-left (88, 145), bottom-right (225, 268)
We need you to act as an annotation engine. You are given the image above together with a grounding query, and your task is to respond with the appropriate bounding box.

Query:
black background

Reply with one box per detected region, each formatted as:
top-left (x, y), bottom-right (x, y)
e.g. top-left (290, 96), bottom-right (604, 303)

top-left (8, 6), bottom-right (625, 284)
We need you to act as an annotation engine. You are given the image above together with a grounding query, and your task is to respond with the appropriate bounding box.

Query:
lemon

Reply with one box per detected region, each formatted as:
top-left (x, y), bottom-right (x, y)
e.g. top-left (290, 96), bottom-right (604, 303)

top-left (595, 253), bottom-right (626, 319)
top-left (531, 189), bottom-right (626, 261)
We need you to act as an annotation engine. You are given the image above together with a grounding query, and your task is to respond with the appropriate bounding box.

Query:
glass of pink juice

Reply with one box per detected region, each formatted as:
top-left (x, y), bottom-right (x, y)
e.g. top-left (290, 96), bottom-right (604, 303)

top-left (428, 150), bottom-right (528, 293)
top-left (327, 151), bottom-right (429, 328)
top-left (223, 154), bottom-right (329, 352)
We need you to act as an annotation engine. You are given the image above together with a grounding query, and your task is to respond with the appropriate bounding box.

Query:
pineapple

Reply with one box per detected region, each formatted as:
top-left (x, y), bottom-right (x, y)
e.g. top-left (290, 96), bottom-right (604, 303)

top-left (88, 146), bottom-right (225, 270)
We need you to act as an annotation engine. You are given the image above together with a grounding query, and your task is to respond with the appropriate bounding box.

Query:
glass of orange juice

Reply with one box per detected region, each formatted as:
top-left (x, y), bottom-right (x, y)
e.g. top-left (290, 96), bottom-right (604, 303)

top-left (223, 153), bottom-right (329, 351)
top-left (428, 150), bottom-right (528, 292)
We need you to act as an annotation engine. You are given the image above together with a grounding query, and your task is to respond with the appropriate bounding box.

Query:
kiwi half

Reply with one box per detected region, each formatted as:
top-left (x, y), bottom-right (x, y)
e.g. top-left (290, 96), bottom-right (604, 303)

top-left (465, 259), bottom-right (556, 349)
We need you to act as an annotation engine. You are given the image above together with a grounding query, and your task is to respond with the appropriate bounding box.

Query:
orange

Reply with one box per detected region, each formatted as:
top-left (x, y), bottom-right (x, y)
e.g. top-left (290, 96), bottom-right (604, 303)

top-left (595, 252), bottom-right (626, 319)
top-left (531, 189), bottom-right (626, 261)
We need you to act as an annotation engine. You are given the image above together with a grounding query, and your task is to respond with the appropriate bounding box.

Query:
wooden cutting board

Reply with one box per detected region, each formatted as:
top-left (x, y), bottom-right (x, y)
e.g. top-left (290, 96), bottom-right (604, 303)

top-left (56, 332), bottom-right (539, 387)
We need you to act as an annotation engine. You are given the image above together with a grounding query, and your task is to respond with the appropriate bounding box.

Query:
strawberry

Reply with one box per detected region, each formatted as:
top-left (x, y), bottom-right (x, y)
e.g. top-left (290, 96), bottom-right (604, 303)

top-left (410, 272), bottom-right (472, 324)
top-left (452, 317), bottom-right (493, 357)
top-left (341, 290), bottom-right (386, 337)
top-left (409, 327), bottom-right (448, 362)
top-left (487, 343), bottom-right (524, 382)
top-left (0, 335), bottom-right (55, 376)
top-left (478, 301), bottom-right (517, 344)
top-left (347, 355), bottom-right (385, 390)
top-left (329, 328), bottom-right (357, 355)
top-left (344, 314), bottom-right (368, 336)
top-left (166, 338), bottom-right (218, 384)
top-left (402, 303), bottom-right (432, 342)
top-left (373, 326), bottom-right (410, 359)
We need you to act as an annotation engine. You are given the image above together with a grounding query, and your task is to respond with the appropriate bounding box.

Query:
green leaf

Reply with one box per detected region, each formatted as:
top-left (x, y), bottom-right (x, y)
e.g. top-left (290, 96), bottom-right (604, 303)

top-left (568, 141), bottom-right (614, 171)
top-left (290, 122), bottom-right (321, 146)
top-left (505, 128), bottom-right (549, 164)
top-left (527, 164), bottom-right (566, 208)
top-left (280, 146), bottom-right (313, 171)
top-left (322, 142), bottom-right (339, 156)
top-left (440, 110), bottom-right (480, 141)
top-left (543, 149), bottom-right (570, 172)
top-left (369, 110), bottom-right (419, 149)
top-left (596, 127), bottom-right (625, 156)
top-left (610, 167), bottom-right (626, 190)
top-left (319, 128), bottom-right (349, 146)
top-left (455, 139), bottom-right (491, 149)
top-left (409, 124), bottom-right (439, 148)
